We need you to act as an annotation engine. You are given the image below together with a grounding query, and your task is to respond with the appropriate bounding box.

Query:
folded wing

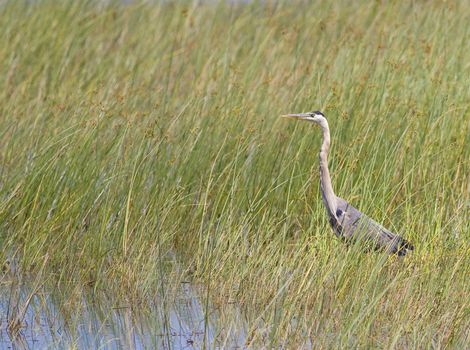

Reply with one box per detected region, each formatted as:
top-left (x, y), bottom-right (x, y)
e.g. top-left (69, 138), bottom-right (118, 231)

top-left (332, 196), bottom-right (414, 256)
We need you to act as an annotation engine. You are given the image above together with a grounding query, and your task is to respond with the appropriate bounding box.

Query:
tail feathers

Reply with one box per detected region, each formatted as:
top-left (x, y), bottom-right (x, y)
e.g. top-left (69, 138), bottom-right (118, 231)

top-left (396, 237), bottom-right (414, 256)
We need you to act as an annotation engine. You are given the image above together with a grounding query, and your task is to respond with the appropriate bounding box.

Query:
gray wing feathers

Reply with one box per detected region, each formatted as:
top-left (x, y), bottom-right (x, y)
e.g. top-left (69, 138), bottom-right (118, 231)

top-left (333, 197), bottom-right (414, 256)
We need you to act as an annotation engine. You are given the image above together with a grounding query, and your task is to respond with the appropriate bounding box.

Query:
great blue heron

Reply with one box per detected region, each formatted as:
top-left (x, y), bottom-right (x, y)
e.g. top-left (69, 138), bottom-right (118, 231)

top-left (282, 111), bottom-right (414, 256)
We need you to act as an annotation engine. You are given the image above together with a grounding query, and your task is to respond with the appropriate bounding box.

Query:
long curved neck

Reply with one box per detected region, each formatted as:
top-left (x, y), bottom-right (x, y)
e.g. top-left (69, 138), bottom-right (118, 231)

top-left (318, 118), bottom-right (337, 218)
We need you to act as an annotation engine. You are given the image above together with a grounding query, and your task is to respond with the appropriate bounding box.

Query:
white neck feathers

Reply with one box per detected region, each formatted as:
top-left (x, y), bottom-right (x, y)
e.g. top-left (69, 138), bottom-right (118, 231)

top-left (317, 117), bottom-right (337, 218)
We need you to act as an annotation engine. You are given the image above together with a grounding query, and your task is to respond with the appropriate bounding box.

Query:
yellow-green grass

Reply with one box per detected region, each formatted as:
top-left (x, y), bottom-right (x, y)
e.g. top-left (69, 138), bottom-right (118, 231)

top-left (0, 0), bottom-right (469, 348)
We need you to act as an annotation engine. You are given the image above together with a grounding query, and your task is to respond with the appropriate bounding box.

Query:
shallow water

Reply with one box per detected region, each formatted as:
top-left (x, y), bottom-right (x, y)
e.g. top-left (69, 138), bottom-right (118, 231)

top-left (0, 280), bottom-right (247, 349)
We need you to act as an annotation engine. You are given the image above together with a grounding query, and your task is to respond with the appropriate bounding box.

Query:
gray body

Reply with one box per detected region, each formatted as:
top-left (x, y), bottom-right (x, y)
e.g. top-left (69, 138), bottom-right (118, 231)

top-left (332, 196), bottom-right (413, 255)
top-left (283, 111), bottom-right (414, 256)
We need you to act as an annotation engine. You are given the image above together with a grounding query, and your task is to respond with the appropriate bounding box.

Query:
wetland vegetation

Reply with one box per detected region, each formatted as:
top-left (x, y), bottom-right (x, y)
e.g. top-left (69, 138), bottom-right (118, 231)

top-left (0, 0), bottom-right (469, 348)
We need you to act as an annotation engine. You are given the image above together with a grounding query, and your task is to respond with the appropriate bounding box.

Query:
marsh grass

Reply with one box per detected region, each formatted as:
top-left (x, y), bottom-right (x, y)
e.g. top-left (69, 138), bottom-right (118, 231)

top-left (0, 0), bottom-right (469, 348)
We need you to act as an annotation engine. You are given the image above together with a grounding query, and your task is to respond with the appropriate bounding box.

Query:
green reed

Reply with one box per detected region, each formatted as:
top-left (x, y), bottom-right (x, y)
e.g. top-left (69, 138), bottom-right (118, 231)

top-left (0, 0), bottom-right (469, 348)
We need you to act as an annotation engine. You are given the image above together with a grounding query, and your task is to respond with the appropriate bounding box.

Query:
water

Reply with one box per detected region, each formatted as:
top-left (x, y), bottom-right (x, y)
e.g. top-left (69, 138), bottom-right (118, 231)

top-left (0, 280), bottom-right (247, 349)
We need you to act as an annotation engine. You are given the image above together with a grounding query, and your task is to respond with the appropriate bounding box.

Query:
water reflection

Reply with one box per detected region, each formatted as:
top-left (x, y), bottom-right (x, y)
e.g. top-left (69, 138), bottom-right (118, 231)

top-left (0, 280), bottom-right (247, 349)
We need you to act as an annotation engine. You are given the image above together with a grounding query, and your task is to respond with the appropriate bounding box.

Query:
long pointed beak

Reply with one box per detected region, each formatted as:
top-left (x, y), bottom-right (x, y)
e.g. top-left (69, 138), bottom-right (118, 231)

top-left (281, 113), bottom-right (312, 120)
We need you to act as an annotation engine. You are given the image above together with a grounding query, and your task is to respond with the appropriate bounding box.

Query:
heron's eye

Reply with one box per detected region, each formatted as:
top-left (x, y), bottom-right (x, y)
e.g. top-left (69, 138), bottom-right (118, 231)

top-left (336, 209), bottom-right (343, 216)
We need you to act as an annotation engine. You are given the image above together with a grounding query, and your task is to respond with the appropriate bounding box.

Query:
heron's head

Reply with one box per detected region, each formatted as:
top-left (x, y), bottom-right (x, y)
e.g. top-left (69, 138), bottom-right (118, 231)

top-left (281, 111), bottom-right (326, 124)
